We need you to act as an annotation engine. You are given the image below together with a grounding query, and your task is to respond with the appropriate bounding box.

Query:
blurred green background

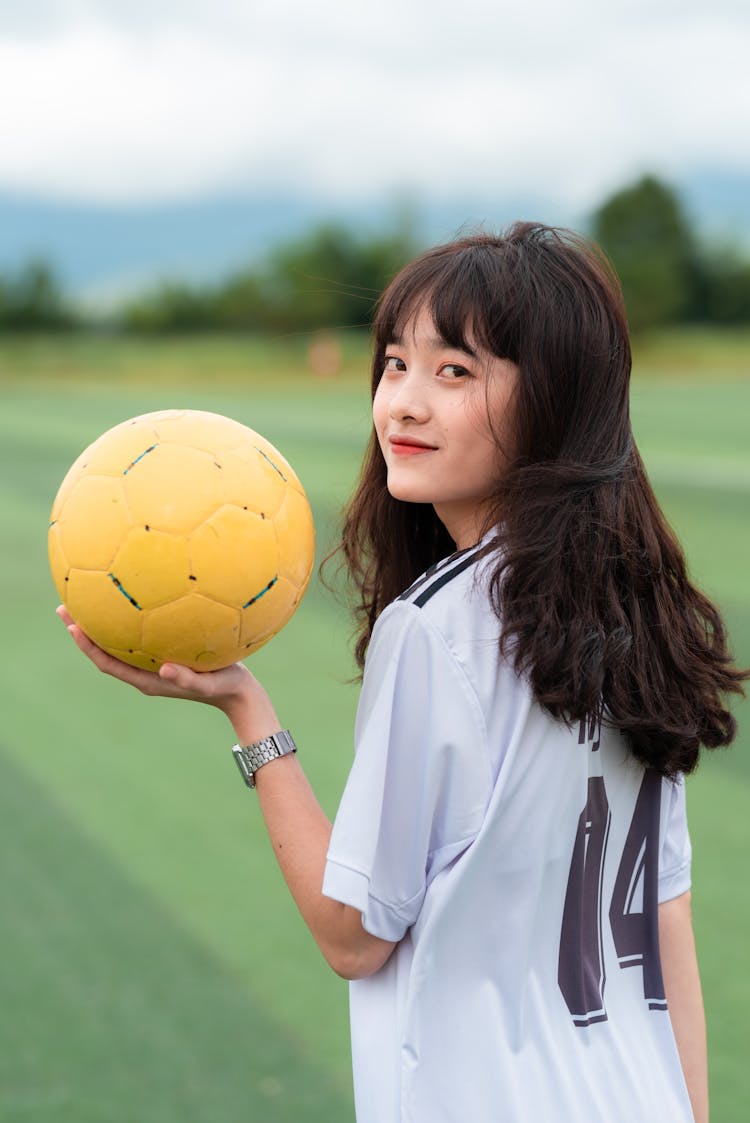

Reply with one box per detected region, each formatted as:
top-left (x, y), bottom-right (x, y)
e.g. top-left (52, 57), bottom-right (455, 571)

top-left (0, 326), bottom-right (747, 1122)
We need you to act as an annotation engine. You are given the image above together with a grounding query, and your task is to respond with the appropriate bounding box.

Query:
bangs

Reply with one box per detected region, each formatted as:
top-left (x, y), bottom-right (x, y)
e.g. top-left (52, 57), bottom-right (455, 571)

top-left (372, 239), bottom-right (522, 379)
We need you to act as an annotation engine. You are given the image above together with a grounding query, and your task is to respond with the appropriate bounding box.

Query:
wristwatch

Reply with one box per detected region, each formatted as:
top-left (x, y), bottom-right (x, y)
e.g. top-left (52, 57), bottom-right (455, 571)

top-left (231, 730), bottom-right (297, 788)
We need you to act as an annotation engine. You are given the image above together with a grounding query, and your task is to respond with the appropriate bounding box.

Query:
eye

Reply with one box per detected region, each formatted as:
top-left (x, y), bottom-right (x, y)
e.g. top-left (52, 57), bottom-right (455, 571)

top-left (383, 355), bottom-right (407, 374)
top-left (439, 363), bottom-right (471, 379)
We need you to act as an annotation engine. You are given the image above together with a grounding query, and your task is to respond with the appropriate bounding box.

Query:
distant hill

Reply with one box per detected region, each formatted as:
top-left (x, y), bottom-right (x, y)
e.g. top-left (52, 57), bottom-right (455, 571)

top-left (1, 170), bottom-right (748, 309)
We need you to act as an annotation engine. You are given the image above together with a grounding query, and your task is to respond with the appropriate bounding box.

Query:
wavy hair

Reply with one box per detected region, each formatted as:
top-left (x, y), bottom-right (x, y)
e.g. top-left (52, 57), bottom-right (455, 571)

top-left (339, 223), bottom-right (747, 778)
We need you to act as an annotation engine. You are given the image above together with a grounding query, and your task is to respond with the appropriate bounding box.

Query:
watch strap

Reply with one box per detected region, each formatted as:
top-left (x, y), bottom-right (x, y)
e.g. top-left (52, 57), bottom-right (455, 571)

top-left (232, 730), bottom-right (297, 788)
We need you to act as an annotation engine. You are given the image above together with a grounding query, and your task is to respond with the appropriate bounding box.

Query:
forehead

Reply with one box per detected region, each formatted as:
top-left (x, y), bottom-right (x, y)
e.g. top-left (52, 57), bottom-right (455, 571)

top-left (389, 304), bottom-right (478, 357)
top-left (376, 264), bottom-right (509, 362)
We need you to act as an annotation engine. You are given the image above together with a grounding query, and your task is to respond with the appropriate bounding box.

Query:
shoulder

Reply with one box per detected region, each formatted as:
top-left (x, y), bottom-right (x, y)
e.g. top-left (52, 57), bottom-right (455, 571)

top-left (365, 543), bottom-right (492, 665)
top-left (363, 543), bottom-right (494, 698)
top-left (397, 541), bottom-right (494, 613)
top-left (364, 540), bottom-right (502, 709)
top-left (390, 540), bottom-right (501, 659)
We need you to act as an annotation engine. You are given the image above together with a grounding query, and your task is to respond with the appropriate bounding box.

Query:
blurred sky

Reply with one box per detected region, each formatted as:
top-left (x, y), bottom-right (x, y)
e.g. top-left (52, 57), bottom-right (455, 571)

top-left (2, 0), bottom-right (749, 209)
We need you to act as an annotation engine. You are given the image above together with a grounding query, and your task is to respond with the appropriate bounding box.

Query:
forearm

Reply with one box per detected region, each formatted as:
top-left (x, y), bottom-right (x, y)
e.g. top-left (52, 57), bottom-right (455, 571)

top-left (229, 701), bottom-right (395, 979)
top-left (254, 754), bottom-right (393, 977)
top-left (659, 892), bottom-right (708, 1123)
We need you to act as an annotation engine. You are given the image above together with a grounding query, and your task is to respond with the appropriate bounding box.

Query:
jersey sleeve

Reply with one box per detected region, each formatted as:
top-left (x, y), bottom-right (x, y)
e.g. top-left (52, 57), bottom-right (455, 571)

top-left (657, 774), bottom-right (692, 903)
top-left (322, 601), bottom-right (491, 943)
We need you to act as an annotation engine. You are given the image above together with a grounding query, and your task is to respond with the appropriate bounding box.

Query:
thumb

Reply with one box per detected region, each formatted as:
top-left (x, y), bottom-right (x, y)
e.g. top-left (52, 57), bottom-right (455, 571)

top-left (158, 662), bottom-right (197, 689)
top-left (157, 662), bottom-right (218, 700)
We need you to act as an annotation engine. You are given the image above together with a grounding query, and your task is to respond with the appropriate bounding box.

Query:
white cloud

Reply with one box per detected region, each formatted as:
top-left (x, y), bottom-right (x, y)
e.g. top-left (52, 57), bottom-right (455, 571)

top-left (0, 0), bottom-right (748, 206)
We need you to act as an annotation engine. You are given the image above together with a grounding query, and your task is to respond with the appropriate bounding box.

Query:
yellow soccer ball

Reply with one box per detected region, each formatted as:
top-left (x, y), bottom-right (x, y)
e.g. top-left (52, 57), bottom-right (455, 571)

top-left (49, 409), bottom-right (315, 671)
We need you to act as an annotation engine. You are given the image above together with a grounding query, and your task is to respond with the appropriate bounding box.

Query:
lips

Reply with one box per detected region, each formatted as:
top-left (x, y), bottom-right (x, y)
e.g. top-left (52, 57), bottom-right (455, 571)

top-left (389, 436), bottom-right (437, 456)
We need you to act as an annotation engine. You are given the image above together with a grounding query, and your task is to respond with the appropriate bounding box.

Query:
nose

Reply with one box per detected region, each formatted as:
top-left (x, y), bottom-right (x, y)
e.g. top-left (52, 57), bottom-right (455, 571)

top-left (387, 370), bottom-right (430, 423)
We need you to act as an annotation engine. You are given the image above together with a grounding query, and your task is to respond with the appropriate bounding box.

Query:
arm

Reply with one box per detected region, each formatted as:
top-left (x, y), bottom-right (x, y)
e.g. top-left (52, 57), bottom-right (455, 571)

top-left (231, 703), bottom-right (397, 980)
top-left (659, 891), bottom-right (708, 1123)
top-left (57, 608), bottom-right (396, 981)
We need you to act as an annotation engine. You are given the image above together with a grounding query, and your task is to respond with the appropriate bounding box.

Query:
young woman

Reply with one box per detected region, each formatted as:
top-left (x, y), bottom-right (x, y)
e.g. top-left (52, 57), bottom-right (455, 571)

top-left (59, 223), bottom-right (746, 1123)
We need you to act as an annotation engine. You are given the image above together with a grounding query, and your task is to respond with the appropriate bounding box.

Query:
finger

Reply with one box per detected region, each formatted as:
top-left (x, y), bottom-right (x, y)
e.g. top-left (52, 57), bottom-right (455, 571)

top-left (158, 662), bottom-right (198, 686)
top-left (158, 662), bottom-right (199, 690)
top-left (158, 661), bottom-right (218, 699)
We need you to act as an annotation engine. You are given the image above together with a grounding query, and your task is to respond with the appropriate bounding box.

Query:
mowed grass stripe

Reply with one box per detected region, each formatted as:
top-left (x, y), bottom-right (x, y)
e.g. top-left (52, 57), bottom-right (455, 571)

top-left (0, 748), bottom-right (354, 1123)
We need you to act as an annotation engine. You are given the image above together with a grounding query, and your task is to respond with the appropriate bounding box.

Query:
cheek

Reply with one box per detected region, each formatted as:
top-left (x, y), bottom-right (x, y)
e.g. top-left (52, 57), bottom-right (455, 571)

top-left (372, 385), bottom-right (389, 441)
top-left (459, 392), bottom-right (515, 482)
top-left (463, 394), bottom-right (498, 449)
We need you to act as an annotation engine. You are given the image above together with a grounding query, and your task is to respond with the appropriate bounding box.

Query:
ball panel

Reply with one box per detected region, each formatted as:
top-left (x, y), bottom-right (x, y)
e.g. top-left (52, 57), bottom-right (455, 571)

top-left (239, 574), bottom-right (300, 651)
top-left (111, 528), bottom-right (193, 609)
top-left (218, 445), bottom-right (287, 518)
top-left (273, 488), bottom-right (316, 589)
top-left (148, 410), bottom-right (251, 453)
top-left (251, 432), bottom-right (307, 495)
top-left (73, 417), bottom-right (161, 478)
top-left (142, 594), bottom-right (241, 671)
top-left (65, 568), bottom-right (144, 653)
top-left (105, 647), bottom-right (163, 672)
top-left (56, 475), bottom-right (131, 569)
top-left (123, 444), bottom-right (224, 533)
top-left (188, 506), bottom-right (278, 605)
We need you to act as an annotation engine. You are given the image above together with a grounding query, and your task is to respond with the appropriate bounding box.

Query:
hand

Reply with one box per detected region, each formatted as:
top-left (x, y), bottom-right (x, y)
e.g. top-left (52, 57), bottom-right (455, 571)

top-left (56, 606), bottom-right (281, 740)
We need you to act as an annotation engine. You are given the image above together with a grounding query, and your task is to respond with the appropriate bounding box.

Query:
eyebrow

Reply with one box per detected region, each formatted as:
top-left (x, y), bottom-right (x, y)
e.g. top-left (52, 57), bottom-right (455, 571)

top-left (388, 332), bottom-right (477, 358)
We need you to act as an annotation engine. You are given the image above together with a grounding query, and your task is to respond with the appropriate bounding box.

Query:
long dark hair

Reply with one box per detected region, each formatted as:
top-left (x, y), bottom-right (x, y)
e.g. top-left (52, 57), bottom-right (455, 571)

top-left (340, 223), bottom-right (747, 778)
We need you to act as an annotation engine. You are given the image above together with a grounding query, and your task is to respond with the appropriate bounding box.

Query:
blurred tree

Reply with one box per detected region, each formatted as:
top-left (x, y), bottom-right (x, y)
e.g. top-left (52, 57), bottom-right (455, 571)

top-left (0, 260), bottom-right (74, 330)
top-left (122, 281), bottom-right (216, 332)
top-left (120, 221), bottom-right (417, 334)
top-left (591, 176), bottom-right (701, 331)
top-left (211, 270), bottom-right (270, 330)
top-left (260, 222), bottom-right (417, 332)
top-left (699, 251), bottom-right (750, 323)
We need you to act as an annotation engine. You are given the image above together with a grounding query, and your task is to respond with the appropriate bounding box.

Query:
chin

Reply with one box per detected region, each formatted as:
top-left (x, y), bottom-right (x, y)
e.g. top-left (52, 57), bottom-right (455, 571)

top-left (386, 483), bottom-right (429, 504)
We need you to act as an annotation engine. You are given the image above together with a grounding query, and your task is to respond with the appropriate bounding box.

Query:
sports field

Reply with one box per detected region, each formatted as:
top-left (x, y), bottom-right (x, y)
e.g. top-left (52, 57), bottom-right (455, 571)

top-left (1, 331), bottom-right (748, 1122)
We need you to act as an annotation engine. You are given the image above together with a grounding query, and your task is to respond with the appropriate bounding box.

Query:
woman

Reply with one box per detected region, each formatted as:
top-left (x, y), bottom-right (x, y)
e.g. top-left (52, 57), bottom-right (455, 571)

top-left (59, 223), bottom-right (746, 1122)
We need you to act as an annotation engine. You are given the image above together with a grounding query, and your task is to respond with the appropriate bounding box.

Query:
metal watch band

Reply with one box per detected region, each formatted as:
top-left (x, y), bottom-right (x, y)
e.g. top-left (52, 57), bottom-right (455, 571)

top-left (231, 730), bottom-right (297, 788)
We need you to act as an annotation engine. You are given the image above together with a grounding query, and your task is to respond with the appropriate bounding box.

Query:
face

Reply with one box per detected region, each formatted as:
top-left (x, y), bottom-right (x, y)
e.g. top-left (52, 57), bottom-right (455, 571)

top-left (373, 306), bottom-right (518, 549)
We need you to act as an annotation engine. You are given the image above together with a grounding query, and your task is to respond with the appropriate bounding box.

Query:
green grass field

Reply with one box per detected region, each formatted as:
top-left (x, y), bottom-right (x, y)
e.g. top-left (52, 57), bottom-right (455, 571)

top-left (1, 331), bottom-right (748, 1122)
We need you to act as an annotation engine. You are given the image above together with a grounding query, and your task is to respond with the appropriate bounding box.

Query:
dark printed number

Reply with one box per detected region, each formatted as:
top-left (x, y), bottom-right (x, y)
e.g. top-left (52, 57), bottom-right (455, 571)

top-left (609, 771), bottom-right (667, 1010)
top-left (558, 771), bottom-right (666, 1027)
top-left (558, 778), bottom-right (611, 1026)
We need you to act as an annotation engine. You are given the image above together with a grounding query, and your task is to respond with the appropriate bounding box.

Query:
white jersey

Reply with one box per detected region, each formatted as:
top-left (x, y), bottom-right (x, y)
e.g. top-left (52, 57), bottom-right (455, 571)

top-left (323, 544), bottom-right (694, 1123)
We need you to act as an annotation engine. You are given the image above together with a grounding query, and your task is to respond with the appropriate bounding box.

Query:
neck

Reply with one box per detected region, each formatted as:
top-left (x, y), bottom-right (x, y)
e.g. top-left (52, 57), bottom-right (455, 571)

top-left (434, 503), bottom-right (489, 551)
